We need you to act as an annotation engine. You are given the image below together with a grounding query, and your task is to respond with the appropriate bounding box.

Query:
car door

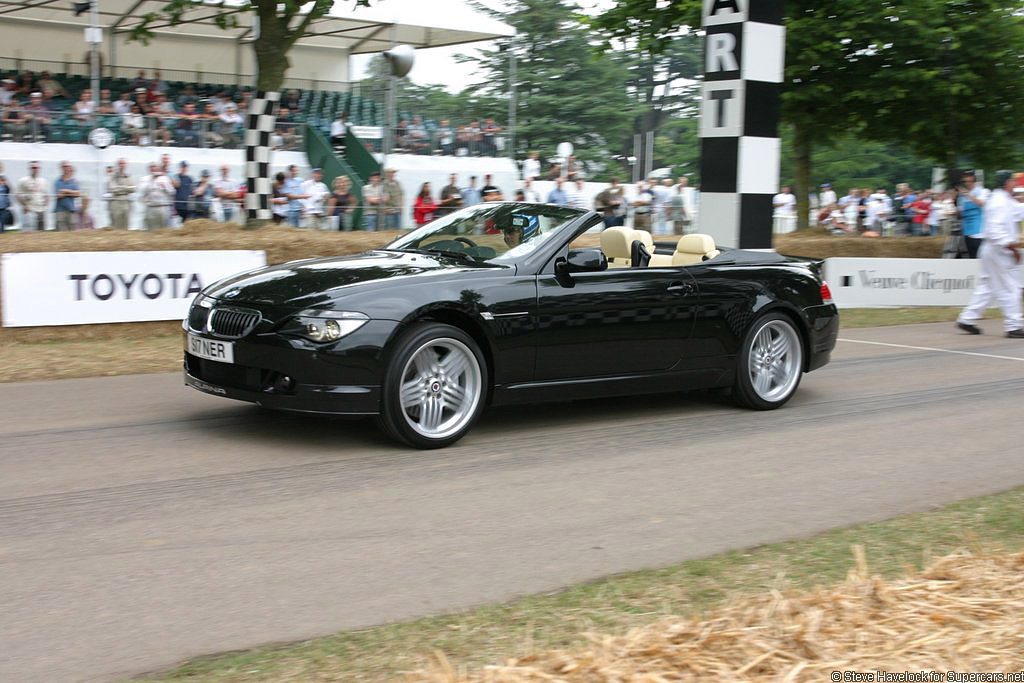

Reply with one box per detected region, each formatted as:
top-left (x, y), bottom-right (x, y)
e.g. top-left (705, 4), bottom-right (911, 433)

top-left (533, 263), bottom-right (698, 382)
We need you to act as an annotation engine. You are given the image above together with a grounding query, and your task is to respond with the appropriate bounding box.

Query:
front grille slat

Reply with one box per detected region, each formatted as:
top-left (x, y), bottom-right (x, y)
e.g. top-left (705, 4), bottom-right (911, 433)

top-left (207, 306), bottom-right (260, 339)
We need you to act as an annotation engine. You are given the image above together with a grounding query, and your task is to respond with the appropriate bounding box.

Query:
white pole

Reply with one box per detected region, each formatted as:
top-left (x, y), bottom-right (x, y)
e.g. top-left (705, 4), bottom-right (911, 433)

top-left (90, 0), bottom-right (100, 114)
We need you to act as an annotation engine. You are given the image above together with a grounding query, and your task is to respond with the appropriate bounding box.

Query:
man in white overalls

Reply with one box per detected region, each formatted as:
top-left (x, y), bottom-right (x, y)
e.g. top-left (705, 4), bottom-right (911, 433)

top-left (957, 171), bottom-right (1024, 338)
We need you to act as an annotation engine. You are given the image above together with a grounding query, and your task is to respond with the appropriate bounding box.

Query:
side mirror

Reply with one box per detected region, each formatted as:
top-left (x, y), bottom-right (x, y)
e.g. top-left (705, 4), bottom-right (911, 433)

top-left (557, 248), bottom-right (608, 274)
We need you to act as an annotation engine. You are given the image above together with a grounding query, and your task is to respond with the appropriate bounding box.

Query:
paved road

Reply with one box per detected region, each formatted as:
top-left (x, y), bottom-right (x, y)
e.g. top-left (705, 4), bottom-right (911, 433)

top-left (2, 321), bottom-right (1023, 682)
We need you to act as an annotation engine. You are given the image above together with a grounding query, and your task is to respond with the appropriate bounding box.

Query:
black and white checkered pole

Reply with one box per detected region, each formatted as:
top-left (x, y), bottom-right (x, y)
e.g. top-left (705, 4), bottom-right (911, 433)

top-left (245, 91), bottom-right (281, 222)
top-left (697, 0), bottom-right (785, 249)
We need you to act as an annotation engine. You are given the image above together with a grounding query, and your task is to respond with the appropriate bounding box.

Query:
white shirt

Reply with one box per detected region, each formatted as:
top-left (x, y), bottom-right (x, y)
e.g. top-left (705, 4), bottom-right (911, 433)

top-left (17, 175), bottom-right (48, 212)
top-left (773, 192), bottom-right (796, 216)
top-left (522, 189), bottom-right (542, 203)
top-left (869, 192), bottom-right (892, 213)
top-left (522, 158), bottom-right (540, 181)
top-left (0, 88), bottom-right (14, 106)
top-left (301, 179), bottom-right (330, 215)
top-left (650, 184), bottom-right (672, 211)
top-left (114, 99), bottom-right (132, 115)
top-left (820, 189), bottom-right (837, 207)
top-left (983, 188), bottom-right (1023, 248)
top-left (138, 174), bottom-right (175, 207)
top-left (330, 120), bottom-right (348, 137)
top-left (565, 186), bottom-right (588, 210)
top-left (213, 178), bottom-right (237, 205)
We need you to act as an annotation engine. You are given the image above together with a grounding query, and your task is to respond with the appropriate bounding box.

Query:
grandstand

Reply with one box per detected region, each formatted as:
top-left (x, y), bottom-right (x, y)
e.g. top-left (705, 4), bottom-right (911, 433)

top-left (0, 0), bottom-right (515, 229)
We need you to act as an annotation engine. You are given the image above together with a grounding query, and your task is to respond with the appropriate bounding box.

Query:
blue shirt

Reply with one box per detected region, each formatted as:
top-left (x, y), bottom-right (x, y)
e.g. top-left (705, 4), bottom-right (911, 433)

top-left (54, 177), bottom-right (79, 212)
top-left (547, 188), bottom-right (568, 206)
top-left (461, 186), bottom-right (481, 207)
top-left (959, 191), bottom-right (985, 237)
top-left (174, 174), bottom-right (194, 209)
top-left (284, 177), bottom-right (305, 211)
top-left (0, 183), bottom-right (9, 210)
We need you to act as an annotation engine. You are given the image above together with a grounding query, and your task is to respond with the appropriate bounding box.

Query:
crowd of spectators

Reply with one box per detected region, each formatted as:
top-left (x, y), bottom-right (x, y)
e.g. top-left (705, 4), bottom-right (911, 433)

top-left (391, 116), bottom-right (506, 157)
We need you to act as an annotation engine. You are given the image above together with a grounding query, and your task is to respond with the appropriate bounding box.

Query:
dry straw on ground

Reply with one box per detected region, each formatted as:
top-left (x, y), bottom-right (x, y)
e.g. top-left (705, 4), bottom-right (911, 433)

top-left (416, 548), bottom-right (1024, 682)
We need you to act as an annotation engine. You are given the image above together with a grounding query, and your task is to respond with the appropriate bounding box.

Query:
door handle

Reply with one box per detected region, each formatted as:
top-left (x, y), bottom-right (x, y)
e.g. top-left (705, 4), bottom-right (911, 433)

top-left (667, 281), bottom-right (694, 294)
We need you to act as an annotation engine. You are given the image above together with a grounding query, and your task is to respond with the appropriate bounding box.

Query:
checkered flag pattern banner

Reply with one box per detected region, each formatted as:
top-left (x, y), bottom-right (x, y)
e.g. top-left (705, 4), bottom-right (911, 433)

top-left (697, 0), bottom-right (785, 249)
top-left (245, 91), bottom-right (281, 221)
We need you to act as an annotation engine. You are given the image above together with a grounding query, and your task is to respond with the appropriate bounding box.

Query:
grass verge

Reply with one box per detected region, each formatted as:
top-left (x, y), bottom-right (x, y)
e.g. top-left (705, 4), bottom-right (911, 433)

top-left (144, 485), bottom-right (1024, 682)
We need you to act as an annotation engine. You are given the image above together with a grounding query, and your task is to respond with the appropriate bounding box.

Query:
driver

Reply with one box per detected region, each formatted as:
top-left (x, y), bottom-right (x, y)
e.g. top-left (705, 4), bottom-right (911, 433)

top-left (502, 213), bottom-right (539, 249)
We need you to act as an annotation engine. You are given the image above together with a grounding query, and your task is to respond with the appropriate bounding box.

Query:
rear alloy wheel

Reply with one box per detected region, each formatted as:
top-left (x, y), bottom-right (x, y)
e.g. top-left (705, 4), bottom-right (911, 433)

top-left (732, 313), bottom-right (804, 410)
top-left (377, 323), bottom-right (486, 448)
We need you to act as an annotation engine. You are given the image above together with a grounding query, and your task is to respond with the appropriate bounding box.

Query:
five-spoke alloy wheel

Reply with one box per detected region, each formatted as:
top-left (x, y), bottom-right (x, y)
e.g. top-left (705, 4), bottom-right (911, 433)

top-left (733, 313), bottom-right (804, 410)
top-left (378, 323), bottom-right (486, 448)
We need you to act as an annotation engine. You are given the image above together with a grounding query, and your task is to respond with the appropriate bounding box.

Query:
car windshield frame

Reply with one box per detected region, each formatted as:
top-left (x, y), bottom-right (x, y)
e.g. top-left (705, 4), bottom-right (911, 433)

top-left (383, 202), bottom-right (587, 266)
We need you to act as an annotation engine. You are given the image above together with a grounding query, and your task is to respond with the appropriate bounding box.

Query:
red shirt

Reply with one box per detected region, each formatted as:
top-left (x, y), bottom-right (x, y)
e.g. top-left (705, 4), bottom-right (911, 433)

top-left (413, 196), bottom-right (437, 226)
top-left (911, 199), bottom-right (929, 224)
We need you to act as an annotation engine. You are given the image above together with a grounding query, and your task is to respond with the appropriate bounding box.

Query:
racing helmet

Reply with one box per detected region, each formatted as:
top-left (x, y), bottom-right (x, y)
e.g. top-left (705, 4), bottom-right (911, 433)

top-left (506, 213), bottom-right (539, 241)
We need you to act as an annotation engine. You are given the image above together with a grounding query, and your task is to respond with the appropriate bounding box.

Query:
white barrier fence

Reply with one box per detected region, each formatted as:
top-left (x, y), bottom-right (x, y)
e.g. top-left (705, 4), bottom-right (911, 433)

top-left (1, 250), bottom-right (266, 327)
top-left (824, 257), bottom-right (1024, 308)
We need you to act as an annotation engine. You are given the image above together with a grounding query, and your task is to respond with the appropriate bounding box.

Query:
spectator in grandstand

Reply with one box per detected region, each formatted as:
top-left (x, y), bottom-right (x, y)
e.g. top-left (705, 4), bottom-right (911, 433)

top-left (149, 93), bottom-right (175, 116)
top-left (72, 90), bottom-right (95, 122)
top-left (521, 178), bottom-right (542, 203)
top-left (281, 126), bottom-right (300, 151)
top-left (171, 161), bottom-right (195, 224)
top-left (547, 178), bottom-right (568, 206)
top-left (438, 173), bottom-right (463, 216)
top-left (238, 89), bottom-right (252, 113)
top-left (53, 161), bottom-right (81, 232)
top-left (271, 172), bottom-right (288, 224)
top-left (121, 104), bottom-right (146, 145)
top-left (23, 93), bottom-right (52, 140)
top-left (97, 89), bottom-right (115, 114)
top-left (522, 151), bottom-right (541, 181)
top-left (566, 156), bottom-right (581, 179)
top-left (407, 116), bottom-right (429, 155)
top-left (413, 182), bottom-right (437, 226)
top-left (213, 165), bottom-right (240, 223)
top-left (218, 103), bottom-right (242, 148)
top-left (283, 165), bottom-right (308, 228)
top-left (192, 170), bottom-right (214, 219)
top-left (362, 171), bottom-right (384, 231)
top-left (327, 176), bottom-right (354, 231)
top-left (546, 162), bottom-right (562, 181)
top-left (461, 176), bottom-right (481, 207)
top-left (200, 102), bottom-right (222, 146)
top-left (1, 104), bottom-right (29, 142)
top-left (132, 70), bottom-right (149, 90)
top-left (107, 158), bottom-right (135, 229)
top-left (393, 118), bottom-right (409, 151)
top-left (595, 178), bottom-right (627, 228)
top-left (37, 71), bottom-right (68, 99)
top-left (151, 70), bottom-right (168, 95)
top-left (77, 195), bottom-right (95, 230)
top-left (481, 174), bottom-right (502, 202)
top-left (382, 169), bottom-right (403, 228)
top-left (436, 119), bottom-right (455, 156)
top-left (0, 173), bottom-right (12, 232)
top-left (277, 106), bottom-right (293, 124)
top-left (302, 168), bottom-right (330, 230)
top-left (16, 161), bottom-right (47, 230)
top-left (176, 85), bottom-right (199, 110)
top-left (958, 171), bottom-right (989, 258)
top-left (113, 91), bottom-right (133, 115)
top-left (514, 189), bottom-right (525, 201)
top-left (283, 89), bottom-right (301, 112)
top-left (0, 79), bottom-right (16, 107)
top-left (481, 118), bottom-right (502, 156)
top-left (565, 178), bottom-right (588, 210)
top-left (330, 111), bottom-right (349, 150)
top-left (455, 125), bottom-right (471, 156)
top-left (15, 70), bottom-right (36, 96)
top-left (175, 102), bottom-right (201, 147)
top-left (466, 120), bottom-right (482, 155)
top-left (632, 181), bottom-right (653, 230)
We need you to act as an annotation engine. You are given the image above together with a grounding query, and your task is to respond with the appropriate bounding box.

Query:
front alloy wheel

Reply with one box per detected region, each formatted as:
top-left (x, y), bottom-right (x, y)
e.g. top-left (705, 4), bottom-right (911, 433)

top-left (378, 323), bottom-right (486, 448)
top-left (733, 313), bottom-right (804, 410)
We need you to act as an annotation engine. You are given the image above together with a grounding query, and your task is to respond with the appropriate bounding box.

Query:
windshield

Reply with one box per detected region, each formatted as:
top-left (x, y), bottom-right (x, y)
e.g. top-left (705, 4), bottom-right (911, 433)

top-left (384, 203), bottom-right (584, 263)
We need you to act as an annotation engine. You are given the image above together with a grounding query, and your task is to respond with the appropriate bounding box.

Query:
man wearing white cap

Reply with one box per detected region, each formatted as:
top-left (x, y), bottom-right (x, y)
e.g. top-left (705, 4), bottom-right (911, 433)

top-left (956, 171), bottom-right (1024, 338)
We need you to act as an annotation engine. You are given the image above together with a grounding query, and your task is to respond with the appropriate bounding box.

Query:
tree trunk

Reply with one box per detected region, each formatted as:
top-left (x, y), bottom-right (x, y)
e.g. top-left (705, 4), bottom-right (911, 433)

top-left (793, 123), bottom-right (812, 232)
top-left (242, 24), bottom-right (289, 228)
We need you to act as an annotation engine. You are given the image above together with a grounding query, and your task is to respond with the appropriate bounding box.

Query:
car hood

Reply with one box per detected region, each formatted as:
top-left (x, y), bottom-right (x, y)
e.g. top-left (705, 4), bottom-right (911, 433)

top-left (203, 250), bottom-right (505, 308)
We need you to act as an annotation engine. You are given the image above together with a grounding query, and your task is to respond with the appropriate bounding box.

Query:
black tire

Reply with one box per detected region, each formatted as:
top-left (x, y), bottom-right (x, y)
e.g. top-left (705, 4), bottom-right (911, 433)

top-left (732, 312), bottom-right (804, 411)
top-left (375, 322), bottom-right (488, 449)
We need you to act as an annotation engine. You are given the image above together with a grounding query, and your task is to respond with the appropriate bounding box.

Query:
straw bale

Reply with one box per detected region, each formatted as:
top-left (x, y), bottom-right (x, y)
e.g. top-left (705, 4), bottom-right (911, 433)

top-left (413, 549), bottom-right (1024, 682)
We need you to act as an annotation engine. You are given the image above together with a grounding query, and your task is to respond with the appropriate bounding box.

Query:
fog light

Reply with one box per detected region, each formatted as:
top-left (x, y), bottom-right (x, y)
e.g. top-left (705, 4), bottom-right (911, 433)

top-left (273, 375), bottom-right (295, 392)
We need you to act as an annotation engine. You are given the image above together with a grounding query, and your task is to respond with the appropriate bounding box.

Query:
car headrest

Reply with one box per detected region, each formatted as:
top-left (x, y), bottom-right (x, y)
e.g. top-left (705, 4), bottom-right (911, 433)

top-left (630, 229), bottom-right (655, 250)
top-left (599, 227), bottom-right (632, 259)
top-left (675, 233), bottom-right (717, 255)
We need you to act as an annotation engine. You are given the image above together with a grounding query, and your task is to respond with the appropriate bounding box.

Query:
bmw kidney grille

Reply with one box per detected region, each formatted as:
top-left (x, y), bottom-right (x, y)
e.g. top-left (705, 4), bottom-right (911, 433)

top-left (208, 307), bottom-right (261, 339)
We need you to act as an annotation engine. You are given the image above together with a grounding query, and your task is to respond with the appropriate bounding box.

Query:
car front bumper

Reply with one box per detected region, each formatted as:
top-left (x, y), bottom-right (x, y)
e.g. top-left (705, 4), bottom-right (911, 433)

top-left (183, 319), bottom-right (402, 415)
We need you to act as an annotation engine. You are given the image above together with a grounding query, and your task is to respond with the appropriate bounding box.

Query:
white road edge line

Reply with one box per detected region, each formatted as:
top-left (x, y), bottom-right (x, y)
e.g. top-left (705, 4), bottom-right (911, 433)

top-left (838, 338), bottom-right (1024, 363)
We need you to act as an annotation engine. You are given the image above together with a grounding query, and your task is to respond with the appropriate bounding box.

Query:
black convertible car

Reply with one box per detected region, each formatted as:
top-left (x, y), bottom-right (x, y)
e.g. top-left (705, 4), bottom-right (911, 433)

top-left (184, 202), bottom-right (838, 448)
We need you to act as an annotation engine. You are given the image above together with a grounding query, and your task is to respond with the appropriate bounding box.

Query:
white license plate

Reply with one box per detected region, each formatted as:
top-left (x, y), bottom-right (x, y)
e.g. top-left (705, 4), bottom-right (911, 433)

top-left (187, 333), bottom-right (235, 364)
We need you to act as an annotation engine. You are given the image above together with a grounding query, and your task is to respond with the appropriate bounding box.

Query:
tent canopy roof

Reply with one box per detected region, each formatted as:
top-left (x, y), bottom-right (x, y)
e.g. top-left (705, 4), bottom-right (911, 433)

top-left (0, 0), bottom-right (515, 53)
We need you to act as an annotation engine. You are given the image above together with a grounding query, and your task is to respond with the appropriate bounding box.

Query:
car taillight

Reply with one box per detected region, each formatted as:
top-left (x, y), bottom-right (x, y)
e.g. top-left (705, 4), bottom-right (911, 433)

top-left (820, 281), bottom-right (833, 304)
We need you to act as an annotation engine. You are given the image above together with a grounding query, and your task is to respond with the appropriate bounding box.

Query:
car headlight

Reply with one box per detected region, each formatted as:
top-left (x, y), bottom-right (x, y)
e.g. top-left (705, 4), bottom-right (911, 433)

top-left (283, 311), bottom-right (369, 343)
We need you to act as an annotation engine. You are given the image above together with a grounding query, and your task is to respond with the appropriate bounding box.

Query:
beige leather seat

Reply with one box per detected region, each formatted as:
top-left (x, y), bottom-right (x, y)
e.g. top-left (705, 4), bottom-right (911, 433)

top-left (599, 227), bottom-right (633, 268)
top-left (648, 233), bottom-right (721, 267)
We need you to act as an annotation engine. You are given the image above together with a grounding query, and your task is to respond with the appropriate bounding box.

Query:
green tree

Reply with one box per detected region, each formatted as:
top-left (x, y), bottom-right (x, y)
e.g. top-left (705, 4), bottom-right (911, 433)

top-left (595, 0), bottom-right (1024, 229)
top-left (465, 0), bottom-right (638, 175)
